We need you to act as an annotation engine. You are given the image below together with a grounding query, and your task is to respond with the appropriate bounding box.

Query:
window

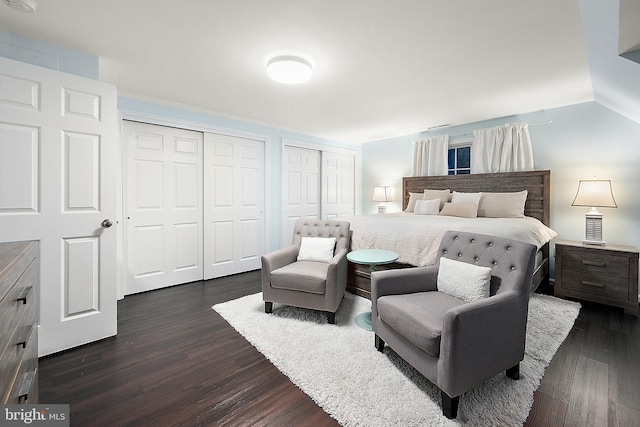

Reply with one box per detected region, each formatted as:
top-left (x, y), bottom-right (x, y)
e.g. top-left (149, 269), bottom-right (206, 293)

top-left (448, 146), bottom-right (470, 175)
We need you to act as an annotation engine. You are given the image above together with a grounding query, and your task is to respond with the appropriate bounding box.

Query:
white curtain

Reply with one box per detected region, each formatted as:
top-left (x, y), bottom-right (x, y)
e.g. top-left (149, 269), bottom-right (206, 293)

top-left (412, 135), bottom-right (449, 176)
top-left (471, 123), bottom-right (534, 173)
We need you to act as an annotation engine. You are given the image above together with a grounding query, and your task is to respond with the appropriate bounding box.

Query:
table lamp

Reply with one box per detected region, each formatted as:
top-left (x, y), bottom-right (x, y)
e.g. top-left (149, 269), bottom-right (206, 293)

top-left (372, 185), bottom-right (392, 214)
top-left (571, 179), bottom-right (617, 245)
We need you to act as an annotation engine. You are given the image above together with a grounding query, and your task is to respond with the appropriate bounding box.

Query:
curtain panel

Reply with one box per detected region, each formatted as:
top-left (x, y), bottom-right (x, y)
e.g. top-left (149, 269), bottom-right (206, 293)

top-left (412, 135), bottom-right (449, 176)
top-left (471, 123), bottom-right (534, 173)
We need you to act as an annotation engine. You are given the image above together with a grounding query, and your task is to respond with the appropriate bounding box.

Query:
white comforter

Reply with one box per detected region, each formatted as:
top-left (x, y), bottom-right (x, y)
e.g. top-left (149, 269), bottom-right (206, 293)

top-left (345, 212), bottom-right (557, 267)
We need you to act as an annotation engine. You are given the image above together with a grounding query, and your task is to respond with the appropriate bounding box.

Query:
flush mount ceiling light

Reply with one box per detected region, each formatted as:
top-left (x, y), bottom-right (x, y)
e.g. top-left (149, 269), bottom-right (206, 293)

top-left (266, 55), bottom-right (313, 84)
top-left (3, 0), bottom-right (37, 13)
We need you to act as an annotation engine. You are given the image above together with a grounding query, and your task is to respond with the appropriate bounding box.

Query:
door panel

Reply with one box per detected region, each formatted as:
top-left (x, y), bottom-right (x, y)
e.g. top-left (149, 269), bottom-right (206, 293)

top-left (322, 151), bottom-right (355, 219)
top-left (0, 56), bottom-right (117, 356)
top-left (204, 133), bottom-right (265, 279)
top-left (282, 146), bottom-right (321, 244)
top-left (123, 121), bottom-right (203, 294)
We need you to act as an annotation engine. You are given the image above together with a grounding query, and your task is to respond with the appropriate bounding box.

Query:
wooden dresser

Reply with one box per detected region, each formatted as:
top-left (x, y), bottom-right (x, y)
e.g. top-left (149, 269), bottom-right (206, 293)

top-left (554, 239), bottom-right (639, 316)
top-left (0, 241), bottom-right (38, 404)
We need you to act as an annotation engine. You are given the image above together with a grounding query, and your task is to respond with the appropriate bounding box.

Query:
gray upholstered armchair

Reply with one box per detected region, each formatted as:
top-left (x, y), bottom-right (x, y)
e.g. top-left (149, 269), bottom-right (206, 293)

top-left (371, 231), bottom-right (536, 419)
top-left (261, 219), bottom-right (351, 324)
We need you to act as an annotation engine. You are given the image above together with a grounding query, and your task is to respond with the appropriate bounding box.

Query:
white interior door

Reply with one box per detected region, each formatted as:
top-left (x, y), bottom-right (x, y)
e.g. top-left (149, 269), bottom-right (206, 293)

top-left (282, 145), bottom-right (321, 244)
top-left (204, 133), bottom-right (265, 279)
top-left (123, 121), bottom-right (203, 294)
top-left (0, 57), bottom-right (118, 356)
top-left (322, 151), bottom-right (355, 219)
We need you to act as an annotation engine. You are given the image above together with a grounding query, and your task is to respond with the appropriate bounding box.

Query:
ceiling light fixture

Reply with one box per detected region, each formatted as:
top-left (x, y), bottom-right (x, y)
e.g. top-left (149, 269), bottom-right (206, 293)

top-left (266, 55), bottom-right (313, 84)
top-left (3, 0), bottom-right (37, 13)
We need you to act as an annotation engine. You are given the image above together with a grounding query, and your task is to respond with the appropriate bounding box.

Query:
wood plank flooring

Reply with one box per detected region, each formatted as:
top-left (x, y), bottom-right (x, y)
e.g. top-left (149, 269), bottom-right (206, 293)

top-left (38, 272), bottom-right (640, 426)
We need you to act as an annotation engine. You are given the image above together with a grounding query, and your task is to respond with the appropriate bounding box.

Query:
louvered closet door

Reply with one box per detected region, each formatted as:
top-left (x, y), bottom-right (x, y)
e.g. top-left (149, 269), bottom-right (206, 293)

top-left (204, 133), bottom-right (265, 279)
top-left (123, 121), bottom-right (203, 294)
top-left (0, 57), bottom-right (118, 356)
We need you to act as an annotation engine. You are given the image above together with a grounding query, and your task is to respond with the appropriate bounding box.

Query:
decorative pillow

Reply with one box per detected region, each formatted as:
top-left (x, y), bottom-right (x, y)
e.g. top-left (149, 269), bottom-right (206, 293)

top-left (437, 257), bottom-right (492, 302)
top-left (450, 191), bottom-right (482, 216)
top-left (414, 198), bottom-right (440, 215)
top-left (297, 237), bottom-right (336, 263)
top-left (423, 189), bottom-right (451, 209)
top-left (405, 192), bottom-right (424, 212)
top-left (439, 202), bottom-right (478, 218)
top-left (478, 190), bottom-right (528, 218)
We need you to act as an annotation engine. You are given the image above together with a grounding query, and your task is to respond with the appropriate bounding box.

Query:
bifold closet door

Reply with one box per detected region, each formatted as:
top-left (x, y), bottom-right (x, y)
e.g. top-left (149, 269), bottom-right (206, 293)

top-left (282, 146), bottom-right (321, 244)
top-left (124, 121), bottom-right (203, 294)
top-left (0, 57), bottom-right (118, 356)
top-left (203, 133), bottom-right (265, 279)
top-left (322, 151), bottom-right (355, 219)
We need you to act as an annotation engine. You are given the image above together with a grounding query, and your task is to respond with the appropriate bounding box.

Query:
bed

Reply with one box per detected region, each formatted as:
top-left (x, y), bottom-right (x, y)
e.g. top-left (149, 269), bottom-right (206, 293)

top-left (346, 170), bottom-right (554, 299)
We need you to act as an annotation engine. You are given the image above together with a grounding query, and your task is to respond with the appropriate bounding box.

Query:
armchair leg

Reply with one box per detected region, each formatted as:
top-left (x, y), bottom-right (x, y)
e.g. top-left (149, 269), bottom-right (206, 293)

top-left (506, 363), bottom-right (520, 380)
top-left (375, 334), bottom-right (385, 352)
top-left (441, 390), bottom-right (459, 419)
top-left (264, 302), bottom-right (273, 313)
top-left (327, 311), bottom-right (336, 324)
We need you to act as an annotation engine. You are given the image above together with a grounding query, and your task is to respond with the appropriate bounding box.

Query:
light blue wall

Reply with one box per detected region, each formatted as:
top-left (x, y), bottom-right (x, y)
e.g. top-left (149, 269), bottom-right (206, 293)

top-left (0, 30), bottom-right (98, 79)
top-left (1, 32), bottom-right (361, 252)
top-left (362, 101), bottom-right (640, 279)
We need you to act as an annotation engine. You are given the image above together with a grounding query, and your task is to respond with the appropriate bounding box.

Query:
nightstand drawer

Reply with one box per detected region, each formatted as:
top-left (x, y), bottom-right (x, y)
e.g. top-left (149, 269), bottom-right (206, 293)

top-left (561, 272), bottom-right (629, 300)
top-left (562, 251), bottom-right (629, 279)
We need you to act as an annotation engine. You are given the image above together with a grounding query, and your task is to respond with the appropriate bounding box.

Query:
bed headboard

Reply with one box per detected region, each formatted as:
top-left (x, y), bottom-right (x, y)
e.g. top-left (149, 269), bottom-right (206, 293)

top-left (402, 170), bottom-right (551, 226)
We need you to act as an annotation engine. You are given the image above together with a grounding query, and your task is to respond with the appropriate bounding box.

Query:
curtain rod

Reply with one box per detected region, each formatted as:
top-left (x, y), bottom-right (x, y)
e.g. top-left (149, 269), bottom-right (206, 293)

top-left (446, 120), bottom-right (552, 139)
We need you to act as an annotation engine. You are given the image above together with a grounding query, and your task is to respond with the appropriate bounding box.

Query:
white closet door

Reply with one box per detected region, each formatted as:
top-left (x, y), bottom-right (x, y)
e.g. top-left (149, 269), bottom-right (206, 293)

top-left (0, 57), bottom-right (118, 356)
top-left (322, 151), bottom-right (355, 219)
top-left (282, 146), bottom-right (321, 244)
top-left (123, 121), bottom-right (203, 294)
top-left (204, 133), bottom-right (265, 279)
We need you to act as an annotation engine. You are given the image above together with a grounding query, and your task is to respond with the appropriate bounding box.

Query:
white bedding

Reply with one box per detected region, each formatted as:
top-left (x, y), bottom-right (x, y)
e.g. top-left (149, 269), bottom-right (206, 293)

top-left (345, 212), bottom-right (557, 267)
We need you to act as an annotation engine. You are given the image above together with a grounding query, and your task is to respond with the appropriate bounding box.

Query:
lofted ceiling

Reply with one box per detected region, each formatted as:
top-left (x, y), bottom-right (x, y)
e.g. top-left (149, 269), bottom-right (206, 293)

top-left (0, 0), bottom-right (596, 143)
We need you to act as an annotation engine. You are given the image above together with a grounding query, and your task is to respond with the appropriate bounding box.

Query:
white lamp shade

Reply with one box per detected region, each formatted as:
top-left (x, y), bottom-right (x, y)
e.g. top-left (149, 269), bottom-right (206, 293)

top-left (372, 186), bottom-right (393, 202)
top-left (266, 55), bottom-right (312, 84)
top-left (571, 180), bottom-right (617, 208)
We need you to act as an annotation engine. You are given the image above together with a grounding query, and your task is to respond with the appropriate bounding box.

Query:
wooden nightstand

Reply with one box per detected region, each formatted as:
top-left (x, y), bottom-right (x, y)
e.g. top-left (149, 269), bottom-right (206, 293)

top-left (554, 240), bottom-right (639, 316)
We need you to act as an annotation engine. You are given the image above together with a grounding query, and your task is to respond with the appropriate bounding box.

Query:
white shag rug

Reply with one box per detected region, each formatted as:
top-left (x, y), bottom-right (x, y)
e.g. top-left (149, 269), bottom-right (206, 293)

top-left (213, 292), bottom-right (580, 427)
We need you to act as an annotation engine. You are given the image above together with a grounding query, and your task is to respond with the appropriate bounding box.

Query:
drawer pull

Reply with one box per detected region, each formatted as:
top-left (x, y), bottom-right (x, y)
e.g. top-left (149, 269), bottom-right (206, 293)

top-left (18, 370), bottom-right (36, 403)
top-left (16, 325), bottom-right (33, 349)
top-left (582, 280), bottom-right (605, 288)
top-left (582, 260), bottom-right (605, 268)
top-left (16, 286), bottom-right (32, 304)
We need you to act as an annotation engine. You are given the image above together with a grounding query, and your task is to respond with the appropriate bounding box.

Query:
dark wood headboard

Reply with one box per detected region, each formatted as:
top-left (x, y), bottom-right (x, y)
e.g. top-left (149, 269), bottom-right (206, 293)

top-left (402, 170), bottom-right (551, 226)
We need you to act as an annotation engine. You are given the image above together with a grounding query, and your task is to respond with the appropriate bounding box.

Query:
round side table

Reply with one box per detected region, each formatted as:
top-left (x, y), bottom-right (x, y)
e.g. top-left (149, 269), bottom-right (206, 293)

top-left (347, 249), bottom-right (399, 330)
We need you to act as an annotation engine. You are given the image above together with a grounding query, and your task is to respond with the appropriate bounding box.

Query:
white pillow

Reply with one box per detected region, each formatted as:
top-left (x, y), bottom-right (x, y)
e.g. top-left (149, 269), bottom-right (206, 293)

top-left (477, 191), bottom-right (528, 218)
top-left (297, 237), bottom-right (336, 263)
top-left (437, 257), bottom-right (492, 302)
top-left (439, 202), bottom-right (478, 218)
top-left (423, 189), bottom-right (451, 209)
top-left (405, 192), bottom-right (424, 212)
top-left (414, 198), bottom-right (440, 215)
top-left (451, 191), bottom-right (482, 215)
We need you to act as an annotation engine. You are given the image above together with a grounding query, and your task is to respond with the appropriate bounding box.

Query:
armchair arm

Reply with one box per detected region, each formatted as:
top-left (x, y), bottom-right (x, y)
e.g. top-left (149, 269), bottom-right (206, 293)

top-left (437, 290), bottom-right (529, 397)
top-left (261, 245), bottom-right (299, 286)
top-left (371, 266), bottom-right (438, 301)
top-left (325, 248), bottom-right (349, 304)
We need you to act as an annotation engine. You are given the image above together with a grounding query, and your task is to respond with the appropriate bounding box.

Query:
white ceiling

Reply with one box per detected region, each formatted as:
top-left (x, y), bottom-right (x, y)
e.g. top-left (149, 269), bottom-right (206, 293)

top-left (0, 0), bottom-right (596, 143)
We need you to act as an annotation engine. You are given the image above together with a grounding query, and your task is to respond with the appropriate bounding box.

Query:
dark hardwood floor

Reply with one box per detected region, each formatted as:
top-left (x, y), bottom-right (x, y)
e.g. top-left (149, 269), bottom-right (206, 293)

top-left (39, 273), bottom-right (640, 426)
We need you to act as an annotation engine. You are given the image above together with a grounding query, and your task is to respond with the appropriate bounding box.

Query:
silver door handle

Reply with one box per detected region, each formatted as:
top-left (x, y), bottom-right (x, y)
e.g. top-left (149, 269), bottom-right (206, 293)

top-left (101, 219), bottom-right (113, 228)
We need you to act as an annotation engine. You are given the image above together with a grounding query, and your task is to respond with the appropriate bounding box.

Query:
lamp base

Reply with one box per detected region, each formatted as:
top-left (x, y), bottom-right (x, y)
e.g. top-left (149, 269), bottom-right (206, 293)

top-left (584, 211), bottom-right (604, 246)
top-left (377, 205), bottom-right (386, 214)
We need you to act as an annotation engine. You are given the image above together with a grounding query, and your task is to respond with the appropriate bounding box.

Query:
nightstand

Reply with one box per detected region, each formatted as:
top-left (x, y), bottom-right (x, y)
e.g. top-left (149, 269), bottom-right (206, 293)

top-left (554, 240), bottom-right (639, 316)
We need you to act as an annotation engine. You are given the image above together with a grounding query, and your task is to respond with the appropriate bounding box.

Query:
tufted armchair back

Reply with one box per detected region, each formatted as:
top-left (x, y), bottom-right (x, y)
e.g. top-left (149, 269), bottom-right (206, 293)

top-left (292, 219), bottom-right (351, 254)
top-left (436, 231), bottom-right (537, 296)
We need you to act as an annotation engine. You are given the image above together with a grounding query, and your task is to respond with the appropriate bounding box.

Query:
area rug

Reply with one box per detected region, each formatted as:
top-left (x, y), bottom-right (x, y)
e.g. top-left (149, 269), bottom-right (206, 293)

top-left (213, 292), bottom-right (580, 426)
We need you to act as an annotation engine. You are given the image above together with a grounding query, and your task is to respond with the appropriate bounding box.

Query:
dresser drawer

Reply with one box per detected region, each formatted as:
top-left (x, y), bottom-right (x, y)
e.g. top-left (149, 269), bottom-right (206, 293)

top-left (561, 271), bottom-right (629, 300)
top-left (0, 323), bottom-right (37, 403)
top-left (562, 250), bottom-right (629, 279)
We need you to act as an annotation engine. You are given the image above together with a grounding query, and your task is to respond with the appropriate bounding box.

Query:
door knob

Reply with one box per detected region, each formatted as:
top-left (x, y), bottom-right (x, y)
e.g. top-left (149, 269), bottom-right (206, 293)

top-left (101, 219), bottom-right (113, 228)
